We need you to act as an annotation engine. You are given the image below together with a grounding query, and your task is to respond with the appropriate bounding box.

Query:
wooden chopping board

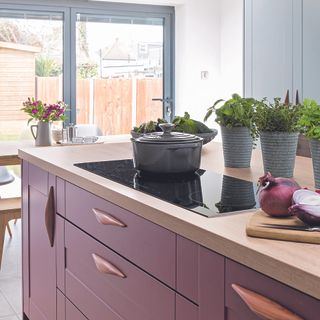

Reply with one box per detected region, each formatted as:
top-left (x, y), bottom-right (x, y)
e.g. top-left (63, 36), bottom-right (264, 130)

top-left (246, 209), bottom-right (320, 244)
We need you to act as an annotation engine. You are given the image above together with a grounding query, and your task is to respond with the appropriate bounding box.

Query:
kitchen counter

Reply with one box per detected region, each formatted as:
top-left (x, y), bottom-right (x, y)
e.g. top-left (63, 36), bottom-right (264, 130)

top-left (19, 141), bottom-right (320, 300)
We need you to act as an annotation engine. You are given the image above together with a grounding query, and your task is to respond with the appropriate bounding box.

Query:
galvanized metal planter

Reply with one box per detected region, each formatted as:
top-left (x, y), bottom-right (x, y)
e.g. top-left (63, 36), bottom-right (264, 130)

top-left (310, 139), bottom-right (320, 188)
top-left (220, 126), bottom-right (253, 168)
top-left (260, 132), bottom-right (299, 178)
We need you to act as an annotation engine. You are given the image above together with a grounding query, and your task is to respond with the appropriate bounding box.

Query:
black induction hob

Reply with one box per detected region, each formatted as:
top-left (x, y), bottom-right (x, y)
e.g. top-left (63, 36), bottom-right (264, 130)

top-left (75, 159), bottom-right (259, 218)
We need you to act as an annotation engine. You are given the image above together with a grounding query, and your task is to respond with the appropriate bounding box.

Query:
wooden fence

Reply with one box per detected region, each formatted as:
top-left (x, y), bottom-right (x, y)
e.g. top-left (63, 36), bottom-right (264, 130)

top-left (36, 77), bottom-right (163, 135)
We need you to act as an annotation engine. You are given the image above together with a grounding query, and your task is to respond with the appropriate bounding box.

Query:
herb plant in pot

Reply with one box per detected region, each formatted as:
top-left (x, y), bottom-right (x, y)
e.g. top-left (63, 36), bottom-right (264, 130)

top-left (254, 97), bottom-right (301, 178)
top-left (204, 93), bottom-right (257, 168)
top-left (298, 99), bottom-right (320, 188)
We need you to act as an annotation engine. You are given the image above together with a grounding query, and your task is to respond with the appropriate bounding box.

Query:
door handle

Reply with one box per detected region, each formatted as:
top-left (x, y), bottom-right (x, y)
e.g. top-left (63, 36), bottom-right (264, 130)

top-left (232, 284), bottom-right (303, 320)
top-left (152, 97), bottom-right (173, 102)
top-left (92, 208), bottom-right (126, 227)
top-left (45, 186), bottom-right (55, 247)
top-left (92, 253), bottom-right (126, 278)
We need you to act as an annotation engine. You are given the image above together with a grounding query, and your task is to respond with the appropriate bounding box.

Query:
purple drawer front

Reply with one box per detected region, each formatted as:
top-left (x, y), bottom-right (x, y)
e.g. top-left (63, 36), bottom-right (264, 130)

top-left (65, 182), bottom-right (176, 287)
top-left (177, 236), bottom-right (199, 303)
top-left (65, 221), bottom-right (175, 320)
top-left (226, 259), bottom-right (320, 320)
top-left (176, 294), bottom-right (199, 320)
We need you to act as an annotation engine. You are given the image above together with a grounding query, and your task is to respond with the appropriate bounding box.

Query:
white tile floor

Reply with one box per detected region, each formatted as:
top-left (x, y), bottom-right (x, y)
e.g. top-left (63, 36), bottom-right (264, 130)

top-left (0, 220), bottom-right (22, 320)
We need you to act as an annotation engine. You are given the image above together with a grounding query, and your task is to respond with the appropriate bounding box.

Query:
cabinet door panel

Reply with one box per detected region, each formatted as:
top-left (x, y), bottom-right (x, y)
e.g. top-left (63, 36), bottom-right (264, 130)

top-left (245, 0), bottom-right (300, 100)
top-left (65, 182), bottom-right (176, 288)
top-left (29, 186), bottom-right (56, 320)
top-left (226, 259), bottom-right (320, 320)
top-left (65, 221), bottom-right (175, 320)
top-left (176, 294), bottom-right (199, 320)
top-left (22, 161), bottom-right (29, 318)
top-left (57, 290), bottom-right (65, 320)
top-left (66, 298), bottom-right (88, 320)
top-left (177, 236), bottom-right (199, 303)
top-left (303, 0), bottom-right (320, 101)
top-left (199, 246), bottom-right (225, 320)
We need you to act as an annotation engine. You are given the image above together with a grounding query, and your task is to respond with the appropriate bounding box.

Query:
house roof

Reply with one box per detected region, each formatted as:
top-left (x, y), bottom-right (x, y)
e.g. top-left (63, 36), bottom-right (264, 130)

top-left (0, 41), bottom-right (41, 53)
top-left (101, 38), bottom-right (135, 61)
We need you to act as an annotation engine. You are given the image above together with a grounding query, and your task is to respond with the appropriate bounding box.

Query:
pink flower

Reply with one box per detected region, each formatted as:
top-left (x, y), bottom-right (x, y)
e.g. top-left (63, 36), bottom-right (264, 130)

top-left (31, 108), bottom-right (38, 114)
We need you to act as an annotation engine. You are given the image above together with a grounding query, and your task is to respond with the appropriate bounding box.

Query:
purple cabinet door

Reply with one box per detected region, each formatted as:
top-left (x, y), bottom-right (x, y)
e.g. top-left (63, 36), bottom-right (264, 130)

top-left (22, 161), bottom-right (30, 318)
top-left (199, 246), bottom-right (225, 320)
top-left (177, 236), bottom-right (199, 303)
top-left (23, 164), bottom-right (57, 320)
top-left (226, 259), bottom-right (320, 320)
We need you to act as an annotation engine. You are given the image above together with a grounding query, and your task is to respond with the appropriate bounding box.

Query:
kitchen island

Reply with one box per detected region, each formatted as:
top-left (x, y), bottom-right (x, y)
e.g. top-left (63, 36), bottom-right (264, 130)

top-left (19, 141), bottom-right (320, 320)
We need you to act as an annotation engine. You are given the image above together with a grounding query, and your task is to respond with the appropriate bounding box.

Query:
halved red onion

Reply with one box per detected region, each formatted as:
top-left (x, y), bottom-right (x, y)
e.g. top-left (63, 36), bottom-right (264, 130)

top-left (258, 172), bottom-right (300, 217)
top-left (289, 189), bottom-right (320, 226)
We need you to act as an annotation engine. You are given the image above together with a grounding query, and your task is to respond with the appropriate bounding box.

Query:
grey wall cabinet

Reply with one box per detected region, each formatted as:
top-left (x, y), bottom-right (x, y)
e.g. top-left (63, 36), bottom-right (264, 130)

top-left (245, 0), bottom-right (303, 101)
top-left (302, 0), bottom-right (320, 102)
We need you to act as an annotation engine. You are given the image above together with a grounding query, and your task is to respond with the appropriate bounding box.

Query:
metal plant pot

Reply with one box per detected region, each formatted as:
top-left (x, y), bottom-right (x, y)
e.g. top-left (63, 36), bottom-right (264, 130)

top-left (260, 131), bottom-right (299, 178)
top-left (310, 139), bottom-right (320, 188)
top-left (220, 126), bottom-right (253, 168)
top-left (131, 123), bottom-right (203, 174)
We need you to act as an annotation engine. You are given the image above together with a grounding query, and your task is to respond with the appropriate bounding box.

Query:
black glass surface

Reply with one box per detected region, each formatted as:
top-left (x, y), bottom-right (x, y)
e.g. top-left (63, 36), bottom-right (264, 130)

top-left (75, 159), bottom-right (259, 218)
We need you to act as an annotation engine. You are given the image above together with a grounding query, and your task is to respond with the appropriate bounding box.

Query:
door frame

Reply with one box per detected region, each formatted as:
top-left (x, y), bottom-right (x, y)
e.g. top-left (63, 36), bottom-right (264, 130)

top-left (70, 6), bottom-right (174, 124)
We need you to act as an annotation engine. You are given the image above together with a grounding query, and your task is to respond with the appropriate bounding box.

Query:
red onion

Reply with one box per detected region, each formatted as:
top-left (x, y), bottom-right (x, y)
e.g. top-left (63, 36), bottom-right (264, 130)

top-left (289, 189), bottom-right (320, 226)
top-left (258, 172), bottom-right (300, 217)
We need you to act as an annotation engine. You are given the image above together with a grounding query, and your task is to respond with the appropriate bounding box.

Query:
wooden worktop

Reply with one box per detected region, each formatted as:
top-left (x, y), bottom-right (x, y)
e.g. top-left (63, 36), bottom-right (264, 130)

top-left (18, 141), bottom-right (320, 300)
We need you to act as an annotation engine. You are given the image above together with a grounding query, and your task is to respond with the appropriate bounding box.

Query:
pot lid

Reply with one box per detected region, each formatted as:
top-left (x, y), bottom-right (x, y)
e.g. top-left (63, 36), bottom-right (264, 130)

top-left (136, 123), bottom-right (202, 144)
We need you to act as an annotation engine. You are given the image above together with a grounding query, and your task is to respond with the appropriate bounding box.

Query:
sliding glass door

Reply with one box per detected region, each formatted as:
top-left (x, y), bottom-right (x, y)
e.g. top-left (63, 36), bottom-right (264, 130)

top-left (72, 8), bottom-right (173, 135)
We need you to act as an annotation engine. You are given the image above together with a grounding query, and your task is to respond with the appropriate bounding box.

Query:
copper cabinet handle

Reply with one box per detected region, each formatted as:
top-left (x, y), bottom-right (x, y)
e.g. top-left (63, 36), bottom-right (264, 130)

top-left (92, 208), bottom-right (126, 227)
top-left (92, 253), bottom-right (126, 278)
top-left (232, 284), bottom-right (303, 320)
top-left (45, 186), bottom-right (55, 247)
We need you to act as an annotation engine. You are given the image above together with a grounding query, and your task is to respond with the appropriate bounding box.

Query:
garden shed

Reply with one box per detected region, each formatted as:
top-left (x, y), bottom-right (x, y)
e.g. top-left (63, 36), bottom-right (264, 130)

top-left (0, 41), bottom-right (40, 137)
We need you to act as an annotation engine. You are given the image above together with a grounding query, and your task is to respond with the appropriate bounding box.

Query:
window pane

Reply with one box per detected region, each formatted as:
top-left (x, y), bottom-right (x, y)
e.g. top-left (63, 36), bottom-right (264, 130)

top-left (0, 10), bottom-right (63, 140)
top-left (76, 13), bottom-right (163, 135)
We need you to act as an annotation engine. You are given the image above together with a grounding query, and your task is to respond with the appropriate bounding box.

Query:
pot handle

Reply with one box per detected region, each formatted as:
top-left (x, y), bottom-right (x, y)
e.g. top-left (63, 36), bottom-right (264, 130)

top-left (159, 123), bottom-right (175, 136)
top-left (30, 125), bottom-right (38, 140)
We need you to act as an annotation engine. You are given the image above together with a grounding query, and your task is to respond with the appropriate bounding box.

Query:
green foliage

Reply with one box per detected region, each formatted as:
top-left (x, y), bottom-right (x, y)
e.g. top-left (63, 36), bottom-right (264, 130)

top-left (254, 98), bottom-right (301, 133)
top-left (298, 99), bottom-right (320, 140)
top-left (133, 119), bottom-right (167, 133)
top-left (36, 56), bottom-right (61, 77)
top-left (204, 93), bottom-right (258, 140)
top-left (78, 63), bottom-right (98, 79)
top-left (133, 112), bottom-right (211, 134)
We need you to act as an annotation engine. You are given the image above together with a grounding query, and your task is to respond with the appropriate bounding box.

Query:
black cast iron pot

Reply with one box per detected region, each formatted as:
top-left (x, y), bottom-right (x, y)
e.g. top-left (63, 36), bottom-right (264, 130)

top-left (131, 123), bottom-right (203, 174)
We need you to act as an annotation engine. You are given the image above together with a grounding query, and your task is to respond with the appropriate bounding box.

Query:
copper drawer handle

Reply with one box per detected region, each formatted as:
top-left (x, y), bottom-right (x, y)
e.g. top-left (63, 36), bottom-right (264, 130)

top-left (45, 186), bottom-right (55, 247)
top-left (92, 208), bottom-right (126, 227)
top-left (92, 253), bottom-right (126, 278)
top-left (232, 284), bottom-right (303, 320)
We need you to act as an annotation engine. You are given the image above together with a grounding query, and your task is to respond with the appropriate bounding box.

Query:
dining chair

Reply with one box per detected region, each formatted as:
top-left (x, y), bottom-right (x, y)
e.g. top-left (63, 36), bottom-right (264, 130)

top-left (0, 166), bottom-right (17, 236)
top-left (0, 197), bottom-right (21, 268)
top-left (0, 166), bottom-right (21, 268)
